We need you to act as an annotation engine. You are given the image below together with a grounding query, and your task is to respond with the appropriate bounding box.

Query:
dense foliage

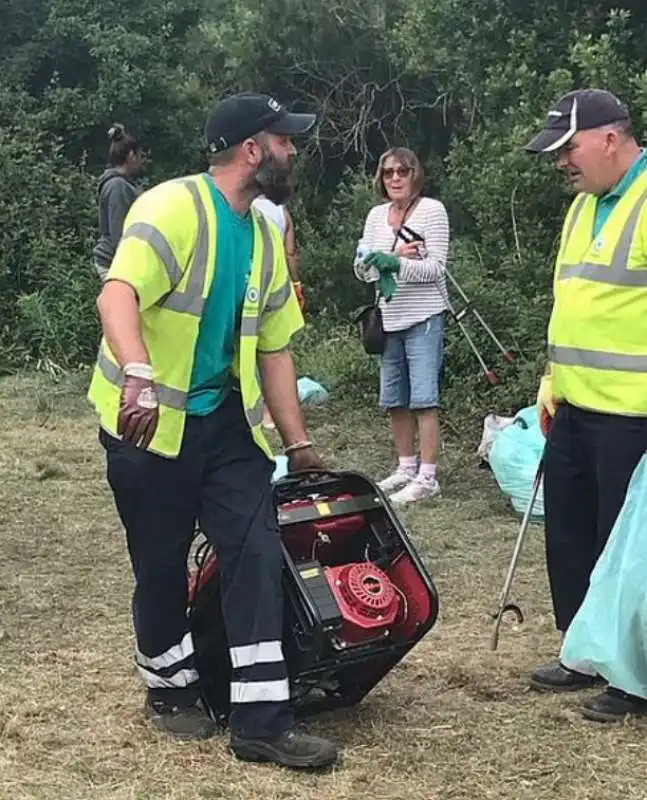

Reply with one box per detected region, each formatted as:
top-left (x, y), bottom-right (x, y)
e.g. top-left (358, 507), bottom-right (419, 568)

top-left (2, 0), bottom-right (647, 415)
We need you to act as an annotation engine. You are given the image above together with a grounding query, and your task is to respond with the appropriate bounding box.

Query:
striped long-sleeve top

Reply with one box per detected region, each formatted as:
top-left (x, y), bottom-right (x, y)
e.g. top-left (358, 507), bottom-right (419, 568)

top-left (354, 197), bottom-right (450, 332)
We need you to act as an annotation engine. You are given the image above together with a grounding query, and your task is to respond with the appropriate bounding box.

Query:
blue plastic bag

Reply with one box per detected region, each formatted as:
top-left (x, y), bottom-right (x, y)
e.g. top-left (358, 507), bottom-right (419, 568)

top-left (560, 453), bottom-right (647, 697)
top-left (297, 377), bottom-right (329, 405)
top-left (488, 404), bottom-right (545, 520)
top-left (272, 455), bottom-right (289, 483)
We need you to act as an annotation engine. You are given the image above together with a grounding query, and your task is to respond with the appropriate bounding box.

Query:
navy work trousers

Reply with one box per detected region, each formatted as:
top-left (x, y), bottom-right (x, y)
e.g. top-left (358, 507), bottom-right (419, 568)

top-left (99, 392), bottom-right (293, 739)
top-left (544, 402), bottom-right (647, 633)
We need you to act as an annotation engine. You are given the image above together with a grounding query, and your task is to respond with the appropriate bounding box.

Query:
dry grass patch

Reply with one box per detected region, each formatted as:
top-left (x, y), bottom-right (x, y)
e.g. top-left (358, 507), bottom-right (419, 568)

top-left (1, 372), bottom-right (647, 799)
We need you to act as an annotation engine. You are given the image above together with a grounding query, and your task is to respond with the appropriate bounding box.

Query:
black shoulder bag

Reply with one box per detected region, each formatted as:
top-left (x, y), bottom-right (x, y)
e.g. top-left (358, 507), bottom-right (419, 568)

top-left (353, 199), bottom-right (417, 356)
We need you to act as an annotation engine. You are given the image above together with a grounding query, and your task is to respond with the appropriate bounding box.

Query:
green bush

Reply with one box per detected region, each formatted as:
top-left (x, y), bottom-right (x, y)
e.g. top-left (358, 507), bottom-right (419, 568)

top-left (292, 317), bottom-right (379, 406)
top-left (4, 0), bottom-right (647, 423)
top-left (0, 116), bottom-right (101, 374)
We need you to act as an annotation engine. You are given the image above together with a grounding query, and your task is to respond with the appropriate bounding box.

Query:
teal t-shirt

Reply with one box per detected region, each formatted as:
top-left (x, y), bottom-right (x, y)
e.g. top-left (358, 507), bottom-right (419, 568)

top-left (593, 148), bottom-right (647, 238)
top-left (186, 175), bottom-right (254, 416)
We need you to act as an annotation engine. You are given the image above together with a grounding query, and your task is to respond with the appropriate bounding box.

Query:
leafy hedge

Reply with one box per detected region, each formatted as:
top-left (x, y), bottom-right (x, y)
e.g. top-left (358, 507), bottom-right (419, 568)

top-left (2, 0), bottom-right (647, 417)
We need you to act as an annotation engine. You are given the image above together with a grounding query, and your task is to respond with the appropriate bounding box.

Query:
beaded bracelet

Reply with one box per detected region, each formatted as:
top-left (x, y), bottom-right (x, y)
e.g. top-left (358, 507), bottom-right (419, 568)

top-left (284, 440), bottom-right (313, 454)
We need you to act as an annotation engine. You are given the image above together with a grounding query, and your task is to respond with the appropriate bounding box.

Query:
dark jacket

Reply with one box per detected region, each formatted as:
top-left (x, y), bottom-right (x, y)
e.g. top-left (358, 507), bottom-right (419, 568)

top-left (93, 169), bottom-right (141, 272)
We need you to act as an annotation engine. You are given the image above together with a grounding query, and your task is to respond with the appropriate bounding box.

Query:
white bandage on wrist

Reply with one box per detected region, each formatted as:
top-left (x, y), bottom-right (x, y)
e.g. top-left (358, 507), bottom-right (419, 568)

top-left (136, 387), bottom-right (159, 410)
top-left (123, 362), bottom-right (154, 381)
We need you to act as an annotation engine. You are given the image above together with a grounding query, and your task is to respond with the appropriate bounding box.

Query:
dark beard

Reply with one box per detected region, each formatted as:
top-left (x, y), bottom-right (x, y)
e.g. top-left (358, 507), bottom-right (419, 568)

top-left (251, 150), bottom-right (294, 205)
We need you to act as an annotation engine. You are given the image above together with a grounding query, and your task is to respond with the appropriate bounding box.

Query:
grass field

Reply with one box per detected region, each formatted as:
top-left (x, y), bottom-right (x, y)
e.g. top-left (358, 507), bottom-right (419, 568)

top-left (1, 372), bottom-right (647, 800)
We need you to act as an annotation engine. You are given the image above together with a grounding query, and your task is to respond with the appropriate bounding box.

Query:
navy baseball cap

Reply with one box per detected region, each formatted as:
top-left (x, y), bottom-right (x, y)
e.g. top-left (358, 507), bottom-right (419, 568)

top-left (204, 92), bottom-right (316, 153)
top-left (525, 89), bottom-right (630, 153)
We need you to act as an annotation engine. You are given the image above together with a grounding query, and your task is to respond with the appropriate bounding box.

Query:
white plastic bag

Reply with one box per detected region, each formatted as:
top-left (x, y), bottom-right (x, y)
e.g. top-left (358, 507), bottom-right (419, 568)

top-left (476, 413), bottom-right (515, 462)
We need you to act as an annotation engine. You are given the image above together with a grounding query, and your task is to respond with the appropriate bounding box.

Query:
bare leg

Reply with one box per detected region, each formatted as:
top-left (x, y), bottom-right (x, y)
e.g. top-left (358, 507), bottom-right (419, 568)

top-left (377, 409), bottom-right (417, 494)
top-left (390, 408), bottom-right (416, 458)
top-left (389, 408), bottom-right (442, 504)
top-left (417, 409), bottom-right (440, 465)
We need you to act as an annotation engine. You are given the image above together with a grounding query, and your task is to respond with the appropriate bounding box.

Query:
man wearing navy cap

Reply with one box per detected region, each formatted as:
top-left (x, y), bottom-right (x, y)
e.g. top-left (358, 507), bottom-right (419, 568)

top-left (89, 92), bottom-right (339, 768)
top-left (524, 89), bottom-right (647, 719)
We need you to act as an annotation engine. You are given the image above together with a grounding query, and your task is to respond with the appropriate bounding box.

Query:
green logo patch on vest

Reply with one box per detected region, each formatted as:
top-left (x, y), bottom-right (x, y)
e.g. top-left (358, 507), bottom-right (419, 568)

top-left (246, 286), bottom-right (259, 303)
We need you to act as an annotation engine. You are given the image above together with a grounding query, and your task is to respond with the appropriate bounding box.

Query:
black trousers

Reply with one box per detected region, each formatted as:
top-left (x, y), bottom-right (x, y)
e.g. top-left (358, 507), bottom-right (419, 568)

top-left (100, 392), bottom-right (293, 739)
top-left (544, 402), bottom-right (647, 633)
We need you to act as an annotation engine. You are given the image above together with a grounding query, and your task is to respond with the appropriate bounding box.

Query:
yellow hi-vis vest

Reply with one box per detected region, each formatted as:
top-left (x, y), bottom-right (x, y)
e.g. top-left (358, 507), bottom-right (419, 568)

top-left (87, 173), bottom-right (304, 458)
top-left (547, 169), bottom-right (647, 416)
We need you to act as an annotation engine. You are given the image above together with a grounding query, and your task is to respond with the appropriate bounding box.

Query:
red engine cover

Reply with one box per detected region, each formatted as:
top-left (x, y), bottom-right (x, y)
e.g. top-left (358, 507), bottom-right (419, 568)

top-left (326, 562), bottom-right (401, 646)
top-left (280, 493), bottom-right (366, 562)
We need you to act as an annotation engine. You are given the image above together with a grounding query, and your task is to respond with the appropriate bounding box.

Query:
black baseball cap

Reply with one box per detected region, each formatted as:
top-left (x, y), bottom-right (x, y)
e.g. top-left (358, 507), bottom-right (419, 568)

top-left (525, 89), bottom-right (630, 153)
top-left (204, 92), bottom-right (316, 153)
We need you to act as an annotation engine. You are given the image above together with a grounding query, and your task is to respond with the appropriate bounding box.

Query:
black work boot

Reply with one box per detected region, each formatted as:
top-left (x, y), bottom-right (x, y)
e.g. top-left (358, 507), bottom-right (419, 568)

top-left (231, 728), bottom-right (339, 770)
top-left (144, 694), bottom-right (218, 741)
top-left (529, 660), bottom-right (605, 693)
top-left (581, 688), bottom-right (647, 723)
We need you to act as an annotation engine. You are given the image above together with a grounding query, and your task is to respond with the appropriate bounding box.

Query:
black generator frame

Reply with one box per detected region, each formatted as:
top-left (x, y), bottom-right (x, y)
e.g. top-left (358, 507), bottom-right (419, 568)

top-left (188, 469), bottom-right (440, 727)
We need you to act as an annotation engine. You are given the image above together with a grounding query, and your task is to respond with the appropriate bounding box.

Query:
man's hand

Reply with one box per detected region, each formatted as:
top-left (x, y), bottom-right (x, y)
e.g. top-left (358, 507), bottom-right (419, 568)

top-left (540, 406), bottom-right (554, 437)
top-left (537, 372), bottom-right (557, 438)
top-left (287, 445), bottom-right (325, 474)
top-left (292, 281), bottom-right (307, 313)
top-left (117, 364), bottom-right (159, 448)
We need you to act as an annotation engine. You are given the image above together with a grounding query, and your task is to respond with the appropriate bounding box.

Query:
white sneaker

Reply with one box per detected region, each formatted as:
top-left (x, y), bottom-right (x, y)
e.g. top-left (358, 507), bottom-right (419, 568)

top-left (390, 476), bottom-right (441, 506)
top-left (377, 468), bottom-right (416, 495)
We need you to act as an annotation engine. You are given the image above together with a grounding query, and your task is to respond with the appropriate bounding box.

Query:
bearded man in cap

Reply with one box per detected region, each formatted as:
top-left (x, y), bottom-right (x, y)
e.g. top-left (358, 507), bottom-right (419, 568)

top-left (525, 89), bottom-right (647, 716)
top-left (86, 92), bottom-right (338, 769)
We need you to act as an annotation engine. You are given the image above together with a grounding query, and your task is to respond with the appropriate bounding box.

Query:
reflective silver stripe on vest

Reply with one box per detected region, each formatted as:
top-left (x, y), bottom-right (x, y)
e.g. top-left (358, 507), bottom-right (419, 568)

top-left (256, 213), bottom-right (276, 303)
top-left (247, 394), bottom-right (265, 426)
top-left (122, 222), bottom-right (183, 286)
top-left (240, 316), bottom-right (259, 337)
top-left (97, 350), bottom-right (187, 409)
top-left (264, 278), bottom-right (291, 313)
top-left (159, 180), bottom-right (210, 316)
top-left (563, 194), bottom-right (588, 246)
top-left (238, 214), bottom-right (276, 339)
top-left (559, 188), bottom-right (647, 286)
top-left (548, 344), bottom-right (647, 373)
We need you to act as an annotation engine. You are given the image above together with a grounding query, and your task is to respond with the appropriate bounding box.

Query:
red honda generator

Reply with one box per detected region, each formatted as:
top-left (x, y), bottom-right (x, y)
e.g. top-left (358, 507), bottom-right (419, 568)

top-left (187, 469), bottom-right (439, 726)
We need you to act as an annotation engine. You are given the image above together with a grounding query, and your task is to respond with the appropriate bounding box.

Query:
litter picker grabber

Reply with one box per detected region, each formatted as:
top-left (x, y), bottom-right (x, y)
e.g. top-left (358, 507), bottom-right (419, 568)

top-left (398, 224), bottom-right (516, 385)
top-left (437, 271), bottom-right (509, 386)
top-left (443, 269), bottom-right (516, 380)
top-left (489, 453), bottom-right (545, 651)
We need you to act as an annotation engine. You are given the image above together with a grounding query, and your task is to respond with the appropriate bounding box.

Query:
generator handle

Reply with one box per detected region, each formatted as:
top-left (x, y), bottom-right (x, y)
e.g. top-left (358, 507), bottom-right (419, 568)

top-left (276, 468), bottom-right (340, 487)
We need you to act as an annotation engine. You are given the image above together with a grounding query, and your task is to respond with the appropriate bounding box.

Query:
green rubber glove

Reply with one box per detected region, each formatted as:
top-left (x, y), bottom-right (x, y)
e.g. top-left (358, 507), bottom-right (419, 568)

top-left (362, 251), bottom-right (400, 301)
top-left (379, 271), bottom-right (398, 301)
top-left (364, 251), bottom-right (400, 273)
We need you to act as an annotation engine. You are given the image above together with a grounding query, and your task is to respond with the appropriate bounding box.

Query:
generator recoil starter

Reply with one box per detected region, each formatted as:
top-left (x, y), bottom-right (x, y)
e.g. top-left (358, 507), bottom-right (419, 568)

top-left (327, 562), bottom-right (401, 646)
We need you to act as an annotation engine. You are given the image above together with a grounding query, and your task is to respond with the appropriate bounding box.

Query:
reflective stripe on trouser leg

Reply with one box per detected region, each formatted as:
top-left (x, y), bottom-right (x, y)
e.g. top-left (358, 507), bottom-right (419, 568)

top-left (219, 479), bottom-right (292, 737)
top-left (99, 421), bottom-right (205, 702)
top-left (136, 631), bottom-right (200, 690)
top-left (230, 640), bottom-right (289, 703)
top-left (195, 395), bottom-right (294, 738)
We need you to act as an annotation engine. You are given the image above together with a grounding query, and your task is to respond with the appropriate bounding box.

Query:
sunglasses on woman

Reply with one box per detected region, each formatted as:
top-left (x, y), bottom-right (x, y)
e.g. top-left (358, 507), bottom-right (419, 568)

top-left (382, 166), bottom-right (412, 180)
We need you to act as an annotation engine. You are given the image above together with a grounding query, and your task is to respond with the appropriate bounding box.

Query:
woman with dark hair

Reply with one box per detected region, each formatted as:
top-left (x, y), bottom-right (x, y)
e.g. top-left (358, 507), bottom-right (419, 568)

top-left (92, 123), bottom-right (145, 281)
top-left (354, 146), bottom-right (450, 505)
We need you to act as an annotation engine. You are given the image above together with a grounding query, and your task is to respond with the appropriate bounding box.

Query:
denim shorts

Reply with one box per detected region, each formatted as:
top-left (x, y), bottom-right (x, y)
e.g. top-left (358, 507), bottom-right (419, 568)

top-left (379, 313), bottom-right (445, 410)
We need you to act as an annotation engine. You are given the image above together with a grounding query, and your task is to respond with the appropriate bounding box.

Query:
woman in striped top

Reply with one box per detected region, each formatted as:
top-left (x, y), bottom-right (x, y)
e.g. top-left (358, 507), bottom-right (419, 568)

top-left (354, 147), bottom-right (450, 504)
